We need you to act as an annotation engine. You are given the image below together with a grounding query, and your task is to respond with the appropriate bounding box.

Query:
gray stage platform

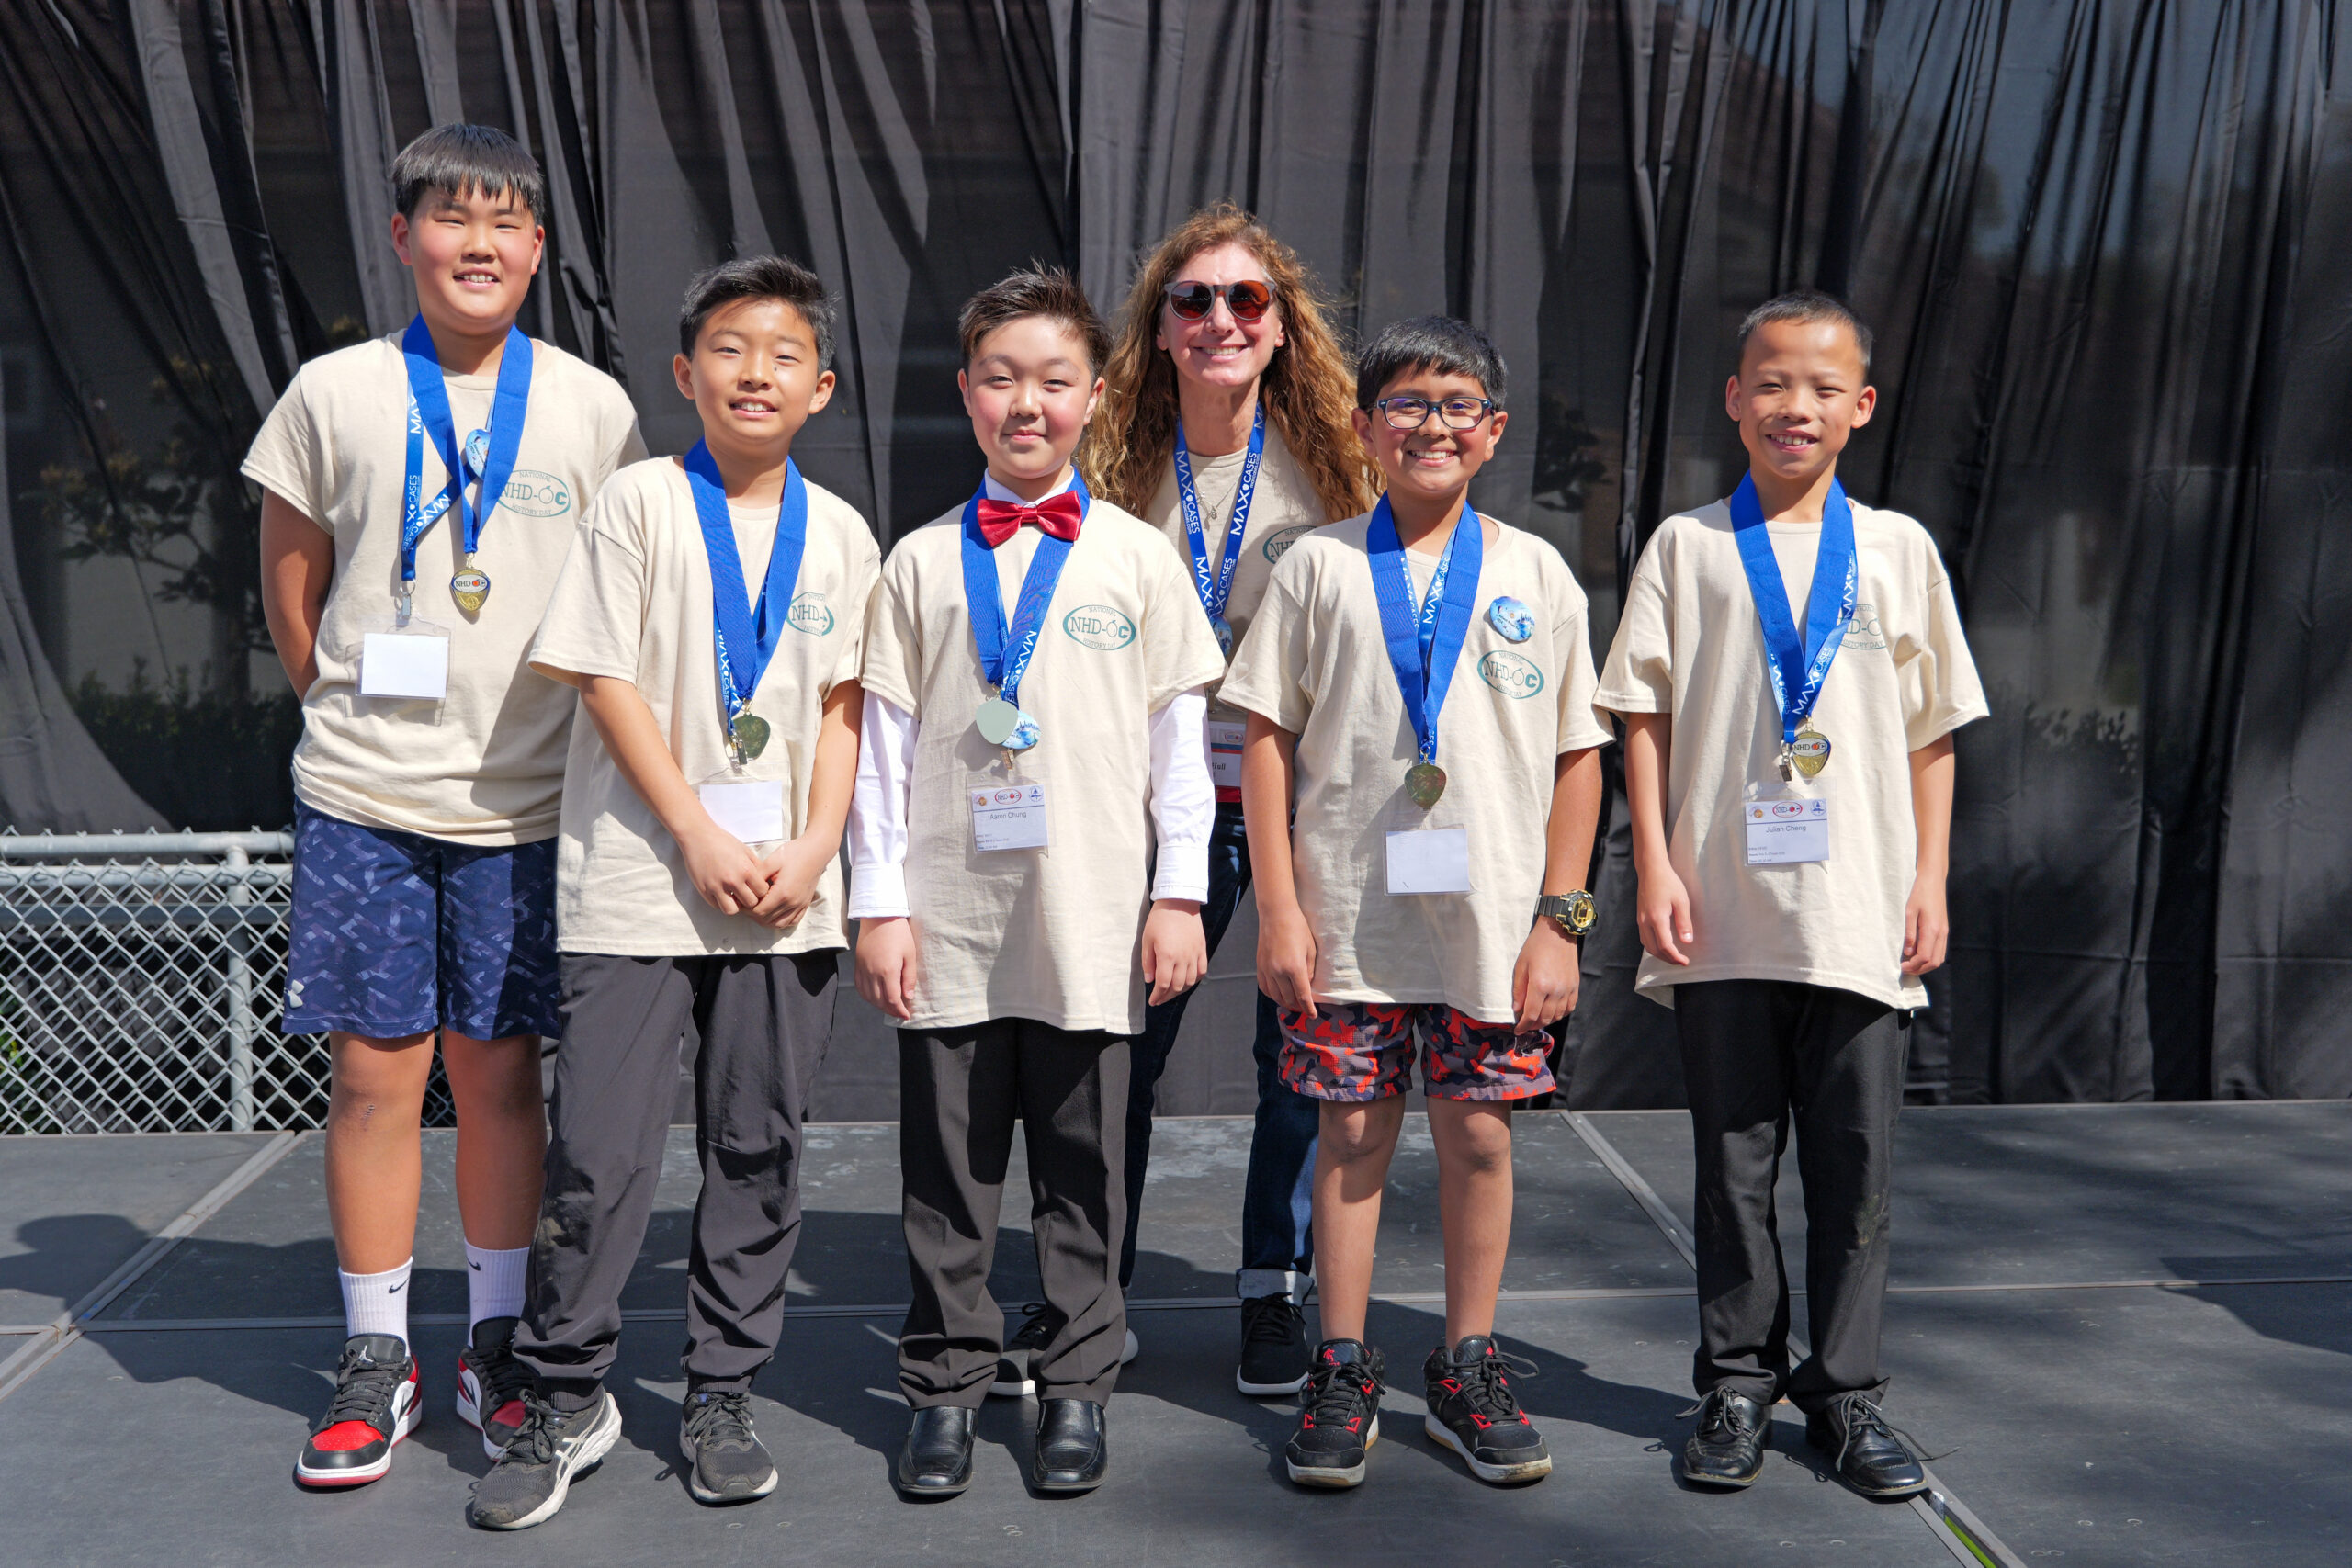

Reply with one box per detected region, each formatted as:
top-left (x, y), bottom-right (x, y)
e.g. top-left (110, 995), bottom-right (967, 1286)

top-left (2, 1103), bottom-right (2346, 1566)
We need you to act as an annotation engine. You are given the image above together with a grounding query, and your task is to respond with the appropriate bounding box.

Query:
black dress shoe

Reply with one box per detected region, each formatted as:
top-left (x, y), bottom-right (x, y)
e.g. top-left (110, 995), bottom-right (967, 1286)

top-left (1033, 1398), bottom-right (1108, 1493)
top-left (1679, 1387), bottom-right (1768, 1488)
top-left (895, 1405), bottom-right (975, 1497)
top-left (1805, 1393), bottom-right (1928, 1497)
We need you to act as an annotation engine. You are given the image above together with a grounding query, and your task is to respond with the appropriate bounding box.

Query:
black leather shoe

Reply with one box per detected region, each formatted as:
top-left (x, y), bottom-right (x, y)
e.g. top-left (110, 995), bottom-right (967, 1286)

top-left (1033, 1398), bottom-right (1107, 1493)
top-left (1679, 1387), bottom-right (1768, 1488)
top-left (1805, 1393), bottom-right (1928, 1497)
top-left (894, 1405), bottom-right (975, 1498)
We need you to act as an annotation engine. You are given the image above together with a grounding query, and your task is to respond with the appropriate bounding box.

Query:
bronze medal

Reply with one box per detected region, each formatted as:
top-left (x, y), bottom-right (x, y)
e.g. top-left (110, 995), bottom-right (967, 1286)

top-left (1789, 725), bottom-right (1831, 779)
top-left (451, 559), bottom-right (492, 616)
top-left (1406, 761), bottom-right (1448, 809)
top-left (730, 712), bottom-right (771, 760)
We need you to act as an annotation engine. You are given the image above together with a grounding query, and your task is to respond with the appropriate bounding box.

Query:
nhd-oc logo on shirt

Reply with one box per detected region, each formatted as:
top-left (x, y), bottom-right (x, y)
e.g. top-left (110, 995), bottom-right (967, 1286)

top-left (1477, 649), bottom-right (1545, 699)
top-left (500, 470), bottom-right (571, 516)
top-left (1062, 604), bottom-right (1136, 650)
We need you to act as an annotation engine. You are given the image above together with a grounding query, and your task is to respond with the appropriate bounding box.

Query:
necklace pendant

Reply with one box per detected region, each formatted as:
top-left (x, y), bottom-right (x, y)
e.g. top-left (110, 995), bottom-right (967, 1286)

top-left (1405, 761), bottom-right (1448, 809)
top-left (1790, 724), bottom-right (1832, 779)
top-left (730, 711), bottom-right (771, 760)
top-left (451, 557), bottom-right (492, 615)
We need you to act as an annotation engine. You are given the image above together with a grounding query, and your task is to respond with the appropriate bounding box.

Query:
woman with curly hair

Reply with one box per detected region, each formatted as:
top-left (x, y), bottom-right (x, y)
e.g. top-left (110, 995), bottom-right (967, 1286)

top-left (1079, 205), bottom-right (1376, 1401)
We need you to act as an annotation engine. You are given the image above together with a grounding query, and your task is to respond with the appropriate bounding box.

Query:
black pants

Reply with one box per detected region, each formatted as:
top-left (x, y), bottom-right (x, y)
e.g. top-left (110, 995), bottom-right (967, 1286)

top-left (897, 1018), bottom-right (1129, 1409)
top-left (1675, 979), bottom-right (1906, 1413)
top-left (514, 950), bottom-right (837, 1409)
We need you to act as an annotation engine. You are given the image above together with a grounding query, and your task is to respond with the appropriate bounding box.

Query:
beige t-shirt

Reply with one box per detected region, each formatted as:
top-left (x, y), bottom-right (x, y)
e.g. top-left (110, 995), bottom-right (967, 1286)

top-left (242, 333), bottom-right (646, 843)
top-left (1220, 513), bottom-right (1615, 1023)
top-left (1593, 495), bottom-right (1989, 1011)
top-left (528, 458), bottom-right (879, 957)
top-left (1137, 424), bottom-right (1332, 715)
top-left (858, 498), bottom-right (1227, 1034)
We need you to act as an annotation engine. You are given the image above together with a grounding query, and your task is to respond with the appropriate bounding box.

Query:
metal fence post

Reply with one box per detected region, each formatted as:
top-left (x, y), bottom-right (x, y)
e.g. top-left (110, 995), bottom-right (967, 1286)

top-left (224, 844), bottom-right (255, 1133)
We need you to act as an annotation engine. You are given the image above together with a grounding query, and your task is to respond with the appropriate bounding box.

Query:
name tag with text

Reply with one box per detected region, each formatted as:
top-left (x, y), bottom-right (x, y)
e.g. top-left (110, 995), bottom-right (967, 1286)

top-left (971, 782), bottom-right (1049, 852)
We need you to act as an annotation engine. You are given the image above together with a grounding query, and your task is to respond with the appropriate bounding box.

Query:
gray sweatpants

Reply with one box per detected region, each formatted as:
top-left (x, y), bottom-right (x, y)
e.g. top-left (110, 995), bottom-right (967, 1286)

top-left (514, 950), bottom-right (838, 1409)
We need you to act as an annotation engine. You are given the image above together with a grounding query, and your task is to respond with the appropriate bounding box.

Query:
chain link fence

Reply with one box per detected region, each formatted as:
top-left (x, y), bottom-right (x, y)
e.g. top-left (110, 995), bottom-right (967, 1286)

top-left (0, 831), bottom-right (451, 1134)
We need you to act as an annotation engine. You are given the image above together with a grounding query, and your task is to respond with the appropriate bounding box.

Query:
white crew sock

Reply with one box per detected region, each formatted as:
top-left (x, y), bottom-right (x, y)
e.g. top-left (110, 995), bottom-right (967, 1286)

top-left (339, 1258), bottom-right (413, 1348)
top-left (465, 1242), bottom-right (529, 1329)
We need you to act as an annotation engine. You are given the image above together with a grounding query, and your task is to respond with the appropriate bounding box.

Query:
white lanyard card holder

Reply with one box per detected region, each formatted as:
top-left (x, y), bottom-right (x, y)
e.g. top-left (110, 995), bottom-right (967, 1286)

top-left (971, 778), bottom-right (1049, 852)
top-left (356, 615), bottom-right (452, 701)
top-left (1743, 776), bottom-right (1831, 866)
top-left (1384, 789), bottom-right (1472, 896)
top-left (695, 759), bottom-right (786, 850)
top-left (1205, 716), bottom-right (1247, 791)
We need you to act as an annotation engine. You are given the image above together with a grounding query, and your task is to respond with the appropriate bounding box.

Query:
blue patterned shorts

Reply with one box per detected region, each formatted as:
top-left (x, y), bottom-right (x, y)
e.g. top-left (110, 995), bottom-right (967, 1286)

top-left (285, 803), bottom-right (560, 1040)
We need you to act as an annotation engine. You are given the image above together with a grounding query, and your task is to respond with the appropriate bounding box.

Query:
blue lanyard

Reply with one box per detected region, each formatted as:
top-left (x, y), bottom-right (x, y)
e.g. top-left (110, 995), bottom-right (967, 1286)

top-left (1365, 496), bottom-right (1483, 766)
top-left (682, 441), bottom-right (808, 721)
top-left (1728, 473), bottom-right (1857, 747)
top-left (1174, 401), bottom-right (1263, 624)
top-left (959, 475), bottom-right (1089, 707)
top-left (399, 315), bottom-right (531, 602)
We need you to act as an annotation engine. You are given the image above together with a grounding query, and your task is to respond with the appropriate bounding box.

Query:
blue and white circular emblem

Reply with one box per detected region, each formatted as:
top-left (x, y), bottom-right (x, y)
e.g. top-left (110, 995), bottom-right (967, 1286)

top-left (462, 426), bottom-right (492, 477)
top-left (1487, 595), bottom-right (1535, 644)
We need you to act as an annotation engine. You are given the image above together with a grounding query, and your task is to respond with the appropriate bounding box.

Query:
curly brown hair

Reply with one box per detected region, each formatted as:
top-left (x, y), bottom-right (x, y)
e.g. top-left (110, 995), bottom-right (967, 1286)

top-left (1082, 205), bottom-right (1376, 522)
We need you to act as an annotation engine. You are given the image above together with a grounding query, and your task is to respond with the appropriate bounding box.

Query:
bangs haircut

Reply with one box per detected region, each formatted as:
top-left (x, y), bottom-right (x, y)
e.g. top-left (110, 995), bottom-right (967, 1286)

top-left (390, 122), bottom-right (546, 223)
top-left (959, 266), bottom-right (1112, 377)
top-left (678, 254), bottom-right (837, 367)
top-left (1355, 316), bottom-right (1507, 411)
top-left (1737, 290), bottom-right (1874, 374)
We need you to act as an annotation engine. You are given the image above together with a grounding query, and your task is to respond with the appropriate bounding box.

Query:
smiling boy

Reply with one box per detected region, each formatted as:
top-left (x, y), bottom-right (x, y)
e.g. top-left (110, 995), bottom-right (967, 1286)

top-left (248, 123), bottom-right (643, 1489)
top-left (850, 269), bottom-right (1225, 1498)
top-left (464, 256), bottom-right (876, 1529)
top-left (1222, 316), bottom-right (1610, 1490)
top-left (1595, 292), bottom-right (1986, 1495)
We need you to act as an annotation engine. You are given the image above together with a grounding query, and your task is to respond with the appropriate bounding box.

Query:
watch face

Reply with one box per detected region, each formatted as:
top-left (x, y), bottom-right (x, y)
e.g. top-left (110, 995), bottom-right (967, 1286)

top-left (1565, 891), bottom-right (1597, 932)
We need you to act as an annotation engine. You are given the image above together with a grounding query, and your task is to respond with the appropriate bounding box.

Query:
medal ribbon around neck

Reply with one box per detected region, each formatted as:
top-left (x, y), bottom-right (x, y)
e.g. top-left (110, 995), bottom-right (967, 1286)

top-left (1174, 400), bottom-right (1264, 648)
top-left (400, 315), bottom-right (531, 607)
top-left (1728, 471), bottom-right (1857, 758)
top-left (960, 474), bottom-right (1089, 715)
top-left (684, 440), bottom-right (808, 758)
top-left (1366, 495), bottom-right (1483, 781)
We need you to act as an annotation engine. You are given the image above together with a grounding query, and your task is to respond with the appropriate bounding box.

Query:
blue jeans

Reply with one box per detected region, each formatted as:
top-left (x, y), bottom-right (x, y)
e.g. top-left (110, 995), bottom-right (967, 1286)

top-left (1124, 803), bottom-right (1319, 1300)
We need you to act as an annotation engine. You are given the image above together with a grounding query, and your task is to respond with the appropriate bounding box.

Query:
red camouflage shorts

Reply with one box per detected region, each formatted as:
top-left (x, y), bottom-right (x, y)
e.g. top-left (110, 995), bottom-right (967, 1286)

top-left (1277, 1002), bottom-right (1555, 1103)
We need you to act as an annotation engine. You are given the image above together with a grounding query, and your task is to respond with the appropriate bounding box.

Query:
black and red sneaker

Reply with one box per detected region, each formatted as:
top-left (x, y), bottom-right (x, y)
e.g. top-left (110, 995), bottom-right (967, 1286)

top-left (456, 1315), bottom-right (532, 1458)
top-left (295, 1334), bottom-right (420, 1488)
top-left (1422, 1335), bottom-right (1551, 1484)
top-left (1283, 1338), bottom-right (1385, 1488)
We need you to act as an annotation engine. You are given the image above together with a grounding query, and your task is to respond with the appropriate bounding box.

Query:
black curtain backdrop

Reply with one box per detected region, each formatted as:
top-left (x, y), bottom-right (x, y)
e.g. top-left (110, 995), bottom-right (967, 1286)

top-left (1, 1), bottom-right (2346, 1105)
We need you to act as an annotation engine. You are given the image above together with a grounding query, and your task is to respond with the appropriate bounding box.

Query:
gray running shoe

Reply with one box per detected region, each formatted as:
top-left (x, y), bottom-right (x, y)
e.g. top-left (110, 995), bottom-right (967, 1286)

top-left (679, 1389), bottom-right (777, 1505)
top-left (466, 1390), bottom-right (621, 1530)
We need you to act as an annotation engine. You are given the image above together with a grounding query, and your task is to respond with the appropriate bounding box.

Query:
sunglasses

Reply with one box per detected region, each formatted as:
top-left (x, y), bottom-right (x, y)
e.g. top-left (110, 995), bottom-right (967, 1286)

top-left (1164, 278), bottom-right (1276, 322)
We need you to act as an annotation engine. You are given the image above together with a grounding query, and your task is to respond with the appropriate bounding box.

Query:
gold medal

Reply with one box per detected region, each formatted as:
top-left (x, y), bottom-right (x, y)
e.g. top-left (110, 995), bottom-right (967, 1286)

top-left (1406, 761), bottom-right (1448, 809)
top-left (451, 558), bottom-right (492, 616)
top-left (1789, 725), bottom-right (1831, 779)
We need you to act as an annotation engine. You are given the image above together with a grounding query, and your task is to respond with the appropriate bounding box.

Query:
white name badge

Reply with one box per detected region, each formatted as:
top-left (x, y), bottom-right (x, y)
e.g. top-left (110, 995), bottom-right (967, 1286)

top-left (1385, 827), bottom-right (1471, 895)
top-left (1745, 792), bottom-right (1830, 864)
top-left (971, 781), bottom-right (1049, 852)
top-left (1206, 719), bottom-right (1246, 790)
top-left (698, 778), bottom-right (786, 847)
top-left (358, 629), bottom-right (450, 700)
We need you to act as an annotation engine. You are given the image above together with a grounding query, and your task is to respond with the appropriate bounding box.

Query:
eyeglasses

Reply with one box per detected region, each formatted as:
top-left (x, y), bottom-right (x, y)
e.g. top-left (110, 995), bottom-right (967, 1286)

top-left (1374, 395), bottom-right (1497, 431)
top-left (1164, 279), bottom-right (1276, 322)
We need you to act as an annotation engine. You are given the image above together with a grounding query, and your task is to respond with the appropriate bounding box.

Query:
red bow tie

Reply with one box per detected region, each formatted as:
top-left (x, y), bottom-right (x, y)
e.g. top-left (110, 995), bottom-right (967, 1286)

top-left (973, 490), bottom-right (1084, 547)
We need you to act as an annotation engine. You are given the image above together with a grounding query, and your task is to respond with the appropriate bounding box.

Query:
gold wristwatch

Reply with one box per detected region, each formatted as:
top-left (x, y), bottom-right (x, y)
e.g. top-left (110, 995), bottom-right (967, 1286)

top-left (1535, 891), bottom-right (1597, 937)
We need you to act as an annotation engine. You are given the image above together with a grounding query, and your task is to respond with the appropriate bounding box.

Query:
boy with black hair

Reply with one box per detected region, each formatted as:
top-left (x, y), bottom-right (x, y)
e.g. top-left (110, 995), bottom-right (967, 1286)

top-left (465, 255), bottom-right (876, 1529)
top-left (1222, 315), bottom-right (1610, 1490)
top-left (1595, 290), bottom-right (1986, 1496)
top-left (249, 122), bottom-right (643, 1489)
top-left (850, 267), bottom-right (1226, 1498)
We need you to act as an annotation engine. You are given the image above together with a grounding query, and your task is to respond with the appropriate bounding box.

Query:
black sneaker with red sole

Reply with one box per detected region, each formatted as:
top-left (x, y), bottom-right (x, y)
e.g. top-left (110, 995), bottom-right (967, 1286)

top-left (1283, 1338), bottom-right (1385, 1488)
top-left (295, 1334), bottom-right (420, 1488)
top-left (456, 1314), bottom-right (533, 1458)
